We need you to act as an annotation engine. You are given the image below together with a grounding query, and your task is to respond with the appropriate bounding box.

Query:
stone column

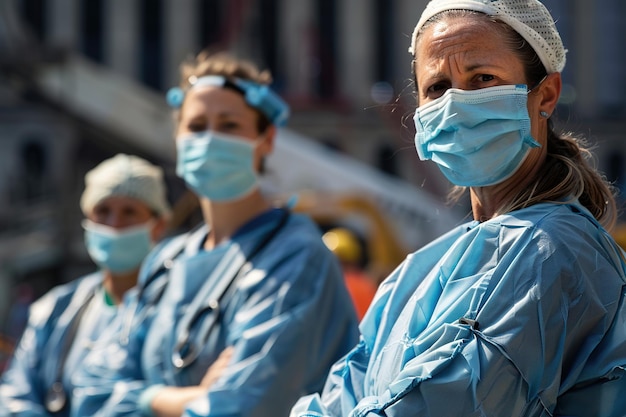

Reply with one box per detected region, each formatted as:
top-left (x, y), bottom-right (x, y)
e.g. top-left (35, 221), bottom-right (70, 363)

top-left (337, 0), bottom-right (375, 103)
top-left (164, 0), bottom-right (198, 89)
top-left (104, 0), bottom-right (140, 79)
top-left (47, 0), bottom-right (79, 50)
top-left (278, 0), bottom-right (315, 98)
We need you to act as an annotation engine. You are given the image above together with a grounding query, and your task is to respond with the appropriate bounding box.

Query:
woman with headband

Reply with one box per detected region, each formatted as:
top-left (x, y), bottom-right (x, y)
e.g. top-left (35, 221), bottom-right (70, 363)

top-left (72, 51), bottom-right (359, 417)
top-left (291, 1), bottom-right (626, 416)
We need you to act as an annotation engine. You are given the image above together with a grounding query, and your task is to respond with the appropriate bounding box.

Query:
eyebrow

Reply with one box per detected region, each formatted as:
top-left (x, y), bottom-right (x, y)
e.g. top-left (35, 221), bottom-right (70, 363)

top-left (464, 63), bottom-right (486, 72)
top-left (423, 61), bottom-right (504, 81)
top-left (464, 62), bottom-right (505, 72)
top-left (184, 110), bottom-right (245, 121)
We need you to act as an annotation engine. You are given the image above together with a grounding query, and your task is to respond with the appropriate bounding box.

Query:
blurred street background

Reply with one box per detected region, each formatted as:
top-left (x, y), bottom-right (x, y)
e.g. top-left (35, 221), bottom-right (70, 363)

top-left (0, 0), bottom-right (625, 366)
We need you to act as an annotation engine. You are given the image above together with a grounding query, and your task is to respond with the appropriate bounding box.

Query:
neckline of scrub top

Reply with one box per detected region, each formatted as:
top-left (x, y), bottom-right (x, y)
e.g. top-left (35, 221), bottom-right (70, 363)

top-left (99, 285), bottom-right (119, 308)
top-left (197, 207), bottom-right (288, 251)
top-left (103, 288), bottom-right (115, 306)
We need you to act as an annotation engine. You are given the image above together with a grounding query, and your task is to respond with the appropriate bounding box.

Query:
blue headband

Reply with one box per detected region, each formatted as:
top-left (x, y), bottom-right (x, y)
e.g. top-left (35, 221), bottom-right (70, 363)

top-left (166, 75), bottom-right (290, 127)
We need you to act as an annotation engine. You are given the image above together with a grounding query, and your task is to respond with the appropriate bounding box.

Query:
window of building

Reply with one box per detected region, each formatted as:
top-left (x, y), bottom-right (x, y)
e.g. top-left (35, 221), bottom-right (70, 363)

top-left (10, 139), bottom-right (49, 204)
top-left (18, 0), bottom-right (45, 41)
top-left (374, 0), bottom-right (393, 84)
top-left (315, 0), bottom-right (337, 99)
top-left (80, 0), bottom-right (104, 62)
top-left (139, 0), bottom-right (164, 90)
top-left (259, 0), bottom-right (280, 88)
top-left (198, 0), bottom-right (221, 49)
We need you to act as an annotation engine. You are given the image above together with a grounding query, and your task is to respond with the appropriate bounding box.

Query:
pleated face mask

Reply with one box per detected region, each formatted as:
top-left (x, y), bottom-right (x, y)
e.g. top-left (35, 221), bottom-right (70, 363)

top-left (83, 220), bottom-right (153, 273)
top-left (176, 130), bottom-right (259, 202)
top-left (413, 84), bottom-right (541, 187)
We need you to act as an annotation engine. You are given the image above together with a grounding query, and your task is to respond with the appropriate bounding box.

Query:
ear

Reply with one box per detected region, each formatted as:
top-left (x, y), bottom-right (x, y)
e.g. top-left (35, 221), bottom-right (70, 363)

top-left (150, 216), bottom-right (168, 242)
top-left (538, 72), bottom-right (562, 116)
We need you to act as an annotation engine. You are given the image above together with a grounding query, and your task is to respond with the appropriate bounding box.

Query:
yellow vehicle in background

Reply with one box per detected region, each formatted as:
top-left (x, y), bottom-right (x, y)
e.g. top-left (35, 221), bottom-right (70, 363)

top-left (292, 191), bottom-right (409, 284)
top-left (612, 223), bottom-right (626, 251)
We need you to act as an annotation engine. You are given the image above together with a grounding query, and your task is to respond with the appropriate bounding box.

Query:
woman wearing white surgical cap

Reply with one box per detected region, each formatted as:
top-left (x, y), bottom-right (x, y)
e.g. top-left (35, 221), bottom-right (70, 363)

top-left (0, 154), bottom-right (169, 417)
top-left (291, 1), bottom-right (626, 416)
top-left (71, 51), bottom-right (359, 417)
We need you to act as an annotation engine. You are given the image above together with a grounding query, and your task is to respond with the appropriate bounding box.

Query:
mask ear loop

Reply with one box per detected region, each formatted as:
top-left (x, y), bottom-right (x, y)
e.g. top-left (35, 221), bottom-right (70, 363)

top-left (527, 74), bottom-right (552, 119)
top-left (527, 74), bottom-right (548, 93)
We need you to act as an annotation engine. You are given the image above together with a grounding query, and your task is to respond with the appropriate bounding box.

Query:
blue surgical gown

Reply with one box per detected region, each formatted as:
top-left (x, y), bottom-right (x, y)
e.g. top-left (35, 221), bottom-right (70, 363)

top-left (0, 273), bottom-right (116, 417)
top-left (291, 201), bottom-right (626, 417)
top-left (71, 208), bottom-right (360, 417)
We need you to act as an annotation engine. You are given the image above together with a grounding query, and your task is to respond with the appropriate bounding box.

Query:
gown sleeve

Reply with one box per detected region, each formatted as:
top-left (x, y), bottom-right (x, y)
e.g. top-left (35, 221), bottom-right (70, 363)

top-left (0, 292), bottom-right (60, 416)
top-left (71, 237), bottom-right (178, 417)
top-left (0, 276), bottom-right (96, 417)
top-left (74, 220), bottom-right (359, 417)
top-left (291, 208), bottom-right (626, 417)
top-left (183, 235), bottom-right (359, 417)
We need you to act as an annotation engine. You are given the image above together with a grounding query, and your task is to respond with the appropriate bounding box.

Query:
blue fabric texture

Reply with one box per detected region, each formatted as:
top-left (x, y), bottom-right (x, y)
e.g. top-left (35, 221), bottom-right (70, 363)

top-left (72, 209), bottom-right (360, 417)
top-left (291, 201), bottom-right (626, 417)
top-left (0, 272), bottom-right (116, 417)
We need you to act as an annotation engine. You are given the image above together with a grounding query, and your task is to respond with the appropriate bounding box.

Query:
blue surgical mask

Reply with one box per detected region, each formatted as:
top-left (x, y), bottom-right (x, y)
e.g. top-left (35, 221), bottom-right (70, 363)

top-left (176, 131), bottom-right (259, 202)
top-left (413, 84), bottom-right (541, 187)
top-left (83, 220), bottom-right (153, 273)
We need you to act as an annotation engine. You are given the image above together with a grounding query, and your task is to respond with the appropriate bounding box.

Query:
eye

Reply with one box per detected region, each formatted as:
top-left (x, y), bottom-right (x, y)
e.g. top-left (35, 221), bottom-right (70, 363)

top-left (187, 121), bottom-right (207, 132)
top-left (122, 205), bottom-right (140, 217)
top-left (424, 81), bottom-right (450, 100)
top-left (215, 120), bottom-right (242, 133)
top-left (93, 205), bottom-right (110, 220)
top-left (473, 74), bottom-right (497, 88)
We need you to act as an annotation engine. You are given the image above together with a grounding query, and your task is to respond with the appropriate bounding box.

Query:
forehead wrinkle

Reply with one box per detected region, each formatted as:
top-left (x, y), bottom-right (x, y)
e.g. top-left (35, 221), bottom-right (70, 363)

top-left (419, 48), bottom-right (474, 83)
top-left (417, 28), bottom-right (464, 78)
top-left (417, 21), bottom-right (512, 80)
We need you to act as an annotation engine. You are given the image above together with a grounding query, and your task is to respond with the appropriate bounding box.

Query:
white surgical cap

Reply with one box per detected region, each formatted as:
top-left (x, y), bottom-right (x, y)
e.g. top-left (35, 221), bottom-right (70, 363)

top-left (408, 0), bottom-right (567, 74)
top-left (80, 154), bottom-right (170, 217)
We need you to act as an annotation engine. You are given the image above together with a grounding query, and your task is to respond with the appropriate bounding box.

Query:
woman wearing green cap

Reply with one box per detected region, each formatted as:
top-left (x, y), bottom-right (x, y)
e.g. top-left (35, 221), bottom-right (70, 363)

top-left (291, 1), bottom-right (626, 416)
top-left (0, 154), bottom-right (169, 417)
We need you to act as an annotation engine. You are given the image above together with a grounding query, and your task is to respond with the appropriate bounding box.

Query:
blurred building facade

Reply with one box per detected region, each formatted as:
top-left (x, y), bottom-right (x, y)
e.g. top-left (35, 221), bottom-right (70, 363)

top-left (0, 0), bottom-right (625, 337)
top-left (11, 0), bottom-right (626, 184)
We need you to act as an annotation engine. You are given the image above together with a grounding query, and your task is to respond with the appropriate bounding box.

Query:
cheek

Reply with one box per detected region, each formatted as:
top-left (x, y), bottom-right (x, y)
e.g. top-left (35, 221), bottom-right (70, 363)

top-left (88, 214), bottom-right (106, 225)
top-left (117, 209), bottom-right (153, 228)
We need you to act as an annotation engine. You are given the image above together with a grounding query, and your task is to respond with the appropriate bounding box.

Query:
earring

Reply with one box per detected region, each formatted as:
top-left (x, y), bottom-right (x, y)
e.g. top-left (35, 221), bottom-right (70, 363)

top-left (540, 111), bottom-right (550, 118)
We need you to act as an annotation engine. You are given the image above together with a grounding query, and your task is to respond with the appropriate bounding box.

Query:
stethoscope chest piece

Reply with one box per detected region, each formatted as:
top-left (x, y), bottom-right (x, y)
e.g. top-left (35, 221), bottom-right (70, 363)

top-left (169, 210), bottom-right (290, 371)
top-left (171, 299), bottom-right (220, 370)
top-left (172, 343), bottom-right (197, 369)
top-left (45, 381), bottom-right (67, 413)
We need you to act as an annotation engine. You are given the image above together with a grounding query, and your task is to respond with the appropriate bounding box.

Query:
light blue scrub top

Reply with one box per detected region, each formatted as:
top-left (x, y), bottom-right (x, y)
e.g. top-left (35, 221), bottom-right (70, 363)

top-left (0, 273), bottom-right (116, 417)
top-left (71, 208), bottom-right (360, 417)
top-left (291, 201), bottom-right (626, 417)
